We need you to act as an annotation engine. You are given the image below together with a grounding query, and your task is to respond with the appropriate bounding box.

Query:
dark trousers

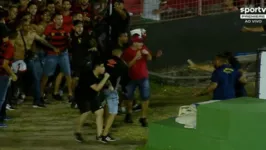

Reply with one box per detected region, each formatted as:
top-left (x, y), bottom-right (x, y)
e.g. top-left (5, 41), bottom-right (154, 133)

top-left (0, 76), bottom-right (10, 123)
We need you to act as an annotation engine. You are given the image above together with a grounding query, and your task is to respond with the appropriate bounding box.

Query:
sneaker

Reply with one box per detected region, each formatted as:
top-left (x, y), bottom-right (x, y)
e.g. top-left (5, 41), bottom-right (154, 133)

top-left (6, 104), bottom-right (15, 111)
top-left (43, 93), bottom-right (48, 101)
top-left (74, 132), bottom-right (84, 142)
top-left (124, 113), bottom-right (133, 123)
top-left (52, 94), bottom-right (63, 101)
top-left (118, 107), bottom-right (126, 114)
top-left (59, 90), bottom-right (64, 96)
top-left (4, 116), bottom-right (12, 121)
top-left (33, 104), bottom-right (46, 108)
top-left (103, 134), bottom-right (116, 142)
top-left (19, 94), bottom-right (26, 100)
top-left (17, 98), bottom-right (24, 104)
top-left (96, 136), bottom-right (108, 144)
top-left (68, 95), bottom-right (74, 103)
top-left (41, 97), bottom-right (51, 104)
top-left (133, 104), bottom-right (142, 112)
top-left (139, 118), bottom-right (148, 127)
top-left (71, 101), bottom-right (77, 109)
top-left (0, 123), bottom-right (7, 128)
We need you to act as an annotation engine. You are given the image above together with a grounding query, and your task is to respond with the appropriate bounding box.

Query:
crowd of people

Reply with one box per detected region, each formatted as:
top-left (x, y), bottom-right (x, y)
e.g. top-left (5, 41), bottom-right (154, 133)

top-left (0, 0), bottom-right (249, 145)
top-left (0, 0), bottom-right (163, 143)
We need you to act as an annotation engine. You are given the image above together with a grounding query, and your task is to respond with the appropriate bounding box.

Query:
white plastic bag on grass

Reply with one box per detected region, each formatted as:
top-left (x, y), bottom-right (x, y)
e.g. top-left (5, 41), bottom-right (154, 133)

top-left (175, 105), bottom-right (197, 129)
top-left (175, 100), bottom-right (220, 129)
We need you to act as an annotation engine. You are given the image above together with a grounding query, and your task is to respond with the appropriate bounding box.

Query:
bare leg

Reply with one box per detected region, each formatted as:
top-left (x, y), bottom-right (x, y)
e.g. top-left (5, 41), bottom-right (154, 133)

top-left (65, 75), bottom-right (73, 96)
top-left (53, 72), bottom-right (63, 95)
top-left (104, 104), bottom-right (109, 126)
top-left (141, 100), bottom-right (149, 118)
top-left (76, 112), bottom-right (90, 133)
top-left (94, 108), bottom-right (104, 137)
top-left (72, 77), bottom-right (79, 92)
top-left (102, 113), bottom-right (116, 136)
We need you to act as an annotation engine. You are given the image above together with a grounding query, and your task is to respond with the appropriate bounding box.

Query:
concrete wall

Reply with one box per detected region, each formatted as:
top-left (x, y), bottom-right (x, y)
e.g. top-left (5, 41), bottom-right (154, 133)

top-left (140, 12), bottom-right (265, 69)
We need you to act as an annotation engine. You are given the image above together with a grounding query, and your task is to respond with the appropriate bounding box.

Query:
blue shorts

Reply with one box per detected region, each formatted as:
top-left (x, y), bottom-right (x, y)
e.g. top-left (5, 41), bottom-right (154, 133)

top-left (43, 51), bottom-right (71, 77)
top-left (126, 78), bottom-right (150, 101)
top-left (104, 90), bottom-right (119, 114)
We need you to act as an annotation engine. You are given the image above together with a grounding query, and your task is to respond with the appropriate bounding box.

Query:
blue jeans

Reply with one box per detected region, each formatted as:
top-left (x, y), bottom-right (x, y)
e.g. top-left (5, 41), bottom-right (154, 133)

top-left (26, 55), bottom-right (43, 104)
top-left (126, 78), bottom-right (150, 101)
top-left (104, 90), bottom-right (119, 114)
top-left (0, 76), bottom-right (10, 114)
top-left (43, 51), bottom-right (71, 76)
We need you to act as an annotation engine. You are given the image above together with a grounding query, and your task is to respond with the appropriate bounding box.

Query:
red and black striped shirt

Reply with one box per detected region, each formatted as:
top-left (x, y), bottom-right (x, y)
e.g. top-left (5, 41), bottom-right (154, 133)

top-left (44, 24), bottom-right (71, 55)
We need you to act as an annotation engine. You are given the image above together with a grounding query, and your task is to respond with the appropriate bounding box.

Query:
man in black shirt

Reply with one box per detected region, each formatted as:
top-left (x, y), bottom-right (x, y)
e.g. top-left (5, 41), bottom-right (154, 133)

top-left (70, 20), bottom-right (98, 79)
top-left (106, 31), bottom-right (129, 60)
top-left (74, 59), bottom-right (111, 143)
top-left (69, 20), bottom-right (98, 105)
top-left (102, 49), bottom-right (128, 140)
top-left (111, 31), bottom-right (129, 51)
top-left (108, 0), bottom-right (130, 43)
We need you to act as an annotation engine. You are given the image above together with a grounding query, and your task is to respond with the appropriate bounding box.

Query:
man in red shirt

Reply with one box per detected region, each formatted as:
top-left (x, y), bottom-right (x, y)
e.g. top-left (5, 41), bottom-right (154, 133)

top-left (73, 0), bottom-right (93, 22)
top-left (121, 34), bottom-right (152, 127)
top-left (62, 0), bottom-right (73, 31)
top-left (0, 21), bottom-right (17, 127)
top-left (40, 13), bottom-right (73, 102)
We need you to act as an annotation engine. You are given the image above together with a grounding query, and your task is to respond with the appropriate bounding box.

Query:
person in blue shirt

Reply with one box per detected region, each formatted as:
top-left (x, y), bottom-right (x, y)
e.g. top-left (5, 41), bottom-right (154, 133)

top-left (195, 54), bottom-right (247, 100)
top-left (223, 51), bottom-right (247, 97)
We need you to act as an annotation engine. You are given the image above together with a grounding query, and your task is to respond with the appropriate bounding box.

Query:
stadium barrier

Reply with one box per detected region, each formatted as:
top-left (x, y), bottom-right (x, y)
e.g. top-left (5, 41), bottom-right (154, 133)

top-left (126, 0), bottom-right (264, 24)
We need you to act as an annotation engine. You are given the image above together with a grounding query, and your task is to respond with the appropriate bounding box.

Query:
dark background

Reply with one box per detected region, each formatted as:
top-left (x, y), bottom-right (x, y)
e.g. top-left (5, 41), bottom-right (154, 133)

top-left (134, 12), bottom-right (265, 70)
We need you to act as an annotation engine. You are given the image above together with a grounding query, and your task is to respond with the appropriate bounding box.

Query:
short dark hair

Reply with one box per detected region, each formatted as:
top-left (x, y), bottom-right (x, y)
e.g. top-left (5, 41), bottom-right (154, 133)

top-left (40, 9), bottom-right (49, 15)
top-left (223, 51), bottom-right (240, 69)
top-left (215, 53), bottom-right (228, 62)
top-left (118, 31), bottom-right (127, 37)
top-left (8, 4), bottom-right (18, 10)
top-left (27, 1), bottom-right (37, 8)
top-left (52, 13), bottom-right (62, 19)
top-left (91, 57), bottom-right (104, 70)
top-left (72, 12), bottom-right (82, 17)
top-left (63, 0), bottom-right (71, 4)
top-left (0, 7), bottom-right (8, 20)
top-left (47, 0), bottom-right (55, 6)
top-left (73, 20), bottom-right (83, 26)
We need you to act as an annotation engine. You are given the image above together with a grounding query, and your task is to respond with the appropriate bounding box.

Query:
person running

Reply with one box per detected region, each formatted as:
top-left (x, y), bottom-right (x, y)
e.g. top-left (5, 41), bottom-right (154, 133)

top-left (102, 48), bottom-right (128, 140)
top-left (74, 58), bottom-right (110, 143)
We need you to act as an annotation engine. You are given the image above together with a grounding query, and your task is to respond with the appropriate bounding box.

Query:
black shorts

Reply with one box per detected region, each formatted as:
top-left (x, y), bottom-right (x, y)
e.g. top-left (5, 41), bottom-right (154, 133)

top-left (76, 97), bottom-right (104, 114)
top-left (71, 62), bottom-right (80, 77)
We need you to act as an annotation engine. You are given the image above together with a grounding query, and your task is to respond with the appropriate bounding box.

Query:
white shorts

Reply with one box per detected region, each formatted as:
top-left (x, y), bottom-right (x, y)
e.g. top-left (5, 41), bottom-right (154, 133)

top-left (12, 60), bottom-right (27, 73)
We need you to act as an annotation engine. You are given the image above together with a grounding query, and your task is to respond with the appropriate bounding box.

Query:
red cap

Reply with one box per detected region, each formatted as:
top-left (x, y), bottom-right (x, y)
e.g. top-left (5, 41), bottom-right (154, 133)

top-left (131, 34), bottom-right (143, 43)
